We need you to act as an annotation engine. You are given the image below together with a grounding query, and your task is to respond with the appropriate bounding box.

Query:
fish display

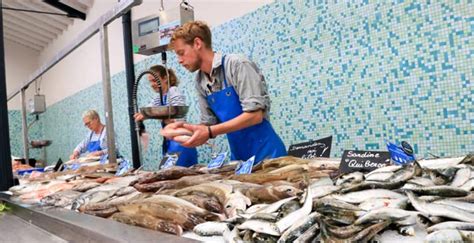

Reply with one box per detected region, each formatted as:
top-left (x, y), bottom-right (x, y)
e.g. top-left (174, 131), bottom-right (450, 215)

top-left (7, 154), bottom-right (473, 242)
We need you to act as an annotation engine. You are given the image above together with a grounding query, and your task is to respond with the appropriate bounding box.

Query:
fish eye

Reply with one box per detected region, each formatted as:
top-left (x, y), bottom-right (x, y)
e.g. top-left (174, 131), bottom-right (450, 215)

top-left (226, 205), bottom-right (232, 208)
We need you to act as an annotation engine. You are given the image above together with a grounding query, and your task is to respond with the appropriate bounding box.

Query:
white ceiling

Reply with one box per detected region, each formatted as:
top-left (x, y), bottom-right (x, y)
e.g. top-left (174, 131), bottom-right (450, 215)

top-left (2, 0), bottom-right (93, 52)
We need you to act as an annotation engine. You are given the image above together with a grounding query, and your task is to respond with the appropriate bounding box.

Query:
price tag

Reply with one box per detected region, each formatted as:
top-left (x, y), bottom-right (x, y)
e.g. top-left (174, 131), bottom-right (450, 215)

top-left (288, 136), bottom-right (332, 158)
top-left (235, 156), bottom-right (255, 175)
top-left (115, 159), bottom-right (132, 176)
top-left (159, 152), bottom-right (180, 170)
top-left (208, 152), bottom-right (227, 169)
top-left (386, 141), bottom-right (416, 165)
top-left (340, 150), bottom-right (391, 173)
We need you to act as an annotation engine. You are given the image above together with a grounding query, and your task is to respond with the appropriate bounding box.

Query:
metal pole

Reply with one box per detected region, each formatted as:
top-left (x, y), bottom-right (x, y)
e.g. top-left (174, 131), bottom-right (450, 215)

top-left (0, 3), bottom-right (14, 190)
top-left (20, 89), bottom-right (29, 166)
top-left (122, 11), bottom-right (141, 169)
top-left (100, 25), bottom-right (117, 164)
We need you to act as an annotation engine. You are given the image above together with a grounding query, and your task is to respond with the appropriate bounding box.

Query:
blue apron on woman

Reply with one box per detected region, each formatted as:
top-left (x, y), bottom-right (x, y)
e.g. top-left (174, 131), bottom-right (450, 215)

top-left (160, 94), bottom-right (198, 167)
top-left (87, 127), bottom-right (104, 153)
top-left (206, 55), bottom-right (287, 164)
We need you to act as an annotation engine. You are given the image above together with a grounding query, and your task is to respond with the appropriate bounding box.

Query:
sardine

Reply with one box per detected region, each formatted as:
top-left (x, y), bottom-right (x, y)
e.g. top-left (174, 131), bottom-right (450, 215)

top-left (432, 200), bottom-right (474, 213)
top-left (450, 167), bottom-right (471, 187)
top-left (335, 172), bottom-right (364, 186)
top-left (277, 212), bottom-right (320, 243)
top-left (407, 185), bottom-right (469, 197)
top-left (331, 189), bottom-right (406, 204)
top-left (237, 219), bottom-right (280, 236)
top-left (425, 229), bottom-right (463, 242)
top-left (293, 222), bottom-right (320, 243)
top-left (276, 187), bottom-right (312, 233)
top-left (427, 221), bottom-right (474, 233)
top-left (354, 208), bottom-right (417, 225)
top-left (358, 198), bottom-right (408, 211)
top-left (406, 191), bottom-right (474, 222)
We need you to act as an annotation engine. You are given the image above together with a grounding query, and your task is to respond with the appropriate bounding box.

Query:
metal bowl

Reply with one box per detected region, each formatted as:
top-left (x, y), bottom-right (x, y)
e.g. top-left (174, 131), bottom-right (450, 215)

top-left (30, 140), bottom-right (52, 148)
top-left (140, 106), bottom-right (189, 120)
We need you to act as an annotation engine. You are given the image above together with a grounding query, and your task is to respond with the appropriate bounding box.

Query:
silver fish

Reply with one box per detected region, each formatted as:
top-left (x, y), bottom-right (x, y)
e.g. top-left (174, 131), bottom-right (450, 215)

top-left (293, 222), bottom-right (320, 243)
top-left (277, 212), bottom-right (320, 243)
top-left (236, 219), bottom-right (280, 236)
top-left (331, 189), bottom-right (406, 204)
top-left (193, 222), bottom-right (229, 236)
top-left (336, 172), bottom-right (364, 186)
top-left (450, 167), bottom-right (471, 187)
top-left (275, 187), bottom-right (312, 233)
top-left (358, 198), bottom-right (408, 211)
top-left (427, 221), bottom-right (474, 233)
top-left (407, 185), bottom-right (469, 197)
top-left (425, 229), bottom-right (463, 242)
top-left (354, 208), bottom-right (418, 225)
top-left (406, 191), bottom-right (474, 222)
top-left (432, 200), bottom-right (474, 213)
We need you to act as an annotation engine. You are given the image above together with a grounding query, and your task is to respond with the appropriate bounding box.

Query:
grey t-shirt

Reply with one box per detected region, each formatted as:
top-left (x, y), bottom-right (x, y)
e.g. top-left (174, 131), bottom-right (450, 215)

top-left (195, 52), bottom-right (271, 125)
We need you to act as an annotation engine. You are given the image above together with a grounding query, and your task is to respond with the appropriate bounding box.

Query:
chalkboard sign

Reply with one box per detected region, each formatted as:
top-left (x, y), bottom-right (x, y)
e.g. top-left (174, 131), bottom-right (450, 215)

top-left (288, 136), bottom-right (332, 158)
top-left (159, 152), bottom-right (181, 170)
top-left (340, 150), bottom-right (391, 173)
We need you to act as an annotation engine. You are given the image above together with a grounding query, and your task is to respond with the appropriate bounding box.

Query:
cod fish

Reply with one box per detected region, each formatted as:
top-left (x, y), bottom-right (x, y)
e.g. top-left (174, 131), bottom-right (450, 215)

top-left (245, 185), bottom-right (301, 204)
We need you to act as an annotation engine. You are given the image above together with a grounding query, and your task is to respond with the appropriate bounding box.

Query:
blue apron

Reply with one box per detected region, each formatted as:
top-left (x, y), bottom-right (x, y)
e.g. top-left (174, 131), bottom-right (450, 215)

top-left (87, 127), bottom-right (104, 153)
top-left (206, 55), bottom-right (287, 164)
top-left (160, 94), bottom-right (198, 167)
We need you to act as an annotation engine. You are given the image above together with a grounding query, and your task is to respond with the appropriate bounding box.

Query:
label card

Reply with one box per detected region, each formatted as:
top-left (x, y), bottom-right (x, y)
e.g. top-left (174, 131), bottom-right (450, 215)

top-left (235, 156), bottom-right (255, 175)
top-left (159, 152), bottom-right (180, 170)
top-left (340, 150), bottom-right (391, 173)
top-left (208, 152), bottom-right (227, 169)
top-left (288, 136), bottom-right (332, 158)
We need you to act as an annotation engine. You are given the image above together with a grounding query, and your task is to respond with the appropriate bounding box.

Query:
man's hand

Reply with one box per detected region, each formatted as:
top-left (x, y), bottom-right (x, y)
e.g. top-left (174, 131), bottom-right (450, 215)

top-left (133, 112), bottom-right (144, 122)
top-left (160, 121), bottom-right (187, 139)
top-left (88, 151), bottom-right (103, 157)
top-left (181, 124), bottom-right (210, 147)
top-left (69, 151), bottom-right (79, 160)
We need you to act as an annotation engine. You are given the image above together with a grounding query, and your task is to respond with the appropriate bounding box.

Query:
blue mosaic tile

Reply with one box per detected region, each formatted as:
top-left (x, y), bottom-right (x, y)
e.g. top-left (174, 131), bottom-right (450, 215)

top-left (8, 1), bottom-right (474, 168)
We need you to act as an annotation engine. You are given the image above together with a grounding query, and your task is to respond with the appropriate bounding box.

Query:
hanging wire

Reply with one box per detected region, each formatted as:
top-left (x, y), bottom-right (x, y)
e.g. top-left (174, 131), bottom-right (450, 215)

top-left (159, 0), bottom-right (164, 11)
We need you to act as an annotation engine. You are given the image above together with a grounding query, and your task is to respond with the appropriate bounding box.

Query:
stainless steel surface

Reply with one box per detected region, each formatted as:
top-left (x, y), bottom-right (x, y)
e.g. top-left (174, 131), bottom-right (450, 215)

top-left (100, 25), bottom-right (117, 164)
top-left (20, 89), bottom-right (29, 165)
top-left (0, 213), bottom-right (67, 243)
top-left (140, 105), bottom-right (189, 119)
top-left (0, 193), bottom-right (197, 243)
top-left (7, 0), bottom-right (143, 101)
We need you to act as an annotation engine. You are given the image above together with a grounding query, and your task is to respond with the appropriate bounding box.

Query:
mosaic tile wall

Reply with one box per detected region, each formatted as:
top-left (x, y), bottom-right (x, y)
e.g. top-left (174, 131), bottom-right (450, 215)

top-left (8, 110), bottom-right (44, 160)
top-left (8, 0), bottom-right (473, 169)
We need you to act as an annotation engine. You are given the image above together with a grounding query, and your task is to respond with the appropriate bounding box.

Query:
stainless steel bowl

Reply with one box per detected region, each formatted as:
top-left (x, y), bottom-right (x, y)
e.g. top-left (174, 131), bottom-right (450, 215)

top-left (139, 106), bottom-right (189, 120)
top-left (30, 140), bottom-right (52, 148)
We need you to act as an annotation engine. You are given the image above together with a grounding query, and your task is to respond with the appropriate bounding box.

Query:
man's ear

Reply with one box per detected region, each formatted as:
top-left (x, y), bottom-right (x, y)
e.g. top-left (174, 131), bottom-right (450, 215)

top-left (193, 37), bottom-right (202, 50)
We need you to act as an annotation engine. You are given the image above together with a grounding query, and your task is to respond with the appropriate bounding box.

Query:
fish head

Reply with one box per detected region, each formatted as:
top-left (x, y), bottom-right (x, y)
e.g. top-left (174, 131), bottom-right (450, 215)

top-left (274, 185), bottom-right (301, 197)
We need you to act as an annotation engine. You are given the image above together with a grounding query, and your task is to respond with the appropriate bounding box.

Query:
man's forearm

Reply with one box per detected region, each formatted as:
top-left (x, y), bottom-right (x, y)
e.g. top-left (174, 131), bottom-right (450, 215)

top-left (210, 110), bottom-right (264, 137)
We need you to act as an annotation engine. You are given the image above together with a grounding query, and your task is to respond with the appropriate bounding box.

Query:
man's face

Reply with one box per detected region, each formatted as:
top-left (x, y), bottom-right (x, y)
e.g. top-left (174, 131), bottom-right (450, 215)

top-left (173, 38), bottom-right (201, 72)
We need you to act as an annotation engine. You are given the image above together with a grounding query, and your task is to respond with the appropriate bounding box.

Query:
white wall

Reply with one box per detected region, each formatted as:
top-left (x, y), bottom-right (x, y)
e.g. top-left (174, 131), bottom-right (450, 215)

top-left (32, 0), bottom-right (273, 108)
top-left (5, 41), bottom-right (39, 110)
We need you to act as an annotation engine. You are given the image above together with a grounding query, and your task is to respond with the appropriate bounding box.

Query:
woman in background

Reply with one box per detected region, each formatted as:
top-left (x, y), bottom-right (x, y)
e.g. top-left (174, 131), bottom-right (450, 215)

top-left (134, 65), bottom-right (198, 167)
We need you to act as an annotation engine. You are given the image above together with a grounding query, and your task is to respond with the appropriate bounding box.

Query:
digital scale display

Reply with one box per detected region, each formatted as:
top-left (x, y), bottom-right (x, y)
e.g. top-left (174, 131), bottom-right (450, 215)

top-left (138, 17), bottom-right (159, 37)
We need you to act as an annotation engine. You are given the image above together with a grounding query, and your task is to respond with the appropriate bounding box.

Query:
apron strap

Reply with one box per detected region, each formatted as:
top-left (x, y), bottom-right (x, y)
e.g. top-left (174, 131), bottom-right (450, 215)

top-left (160, 94), bottom-right (167, 106)
top-left (221, 55), bottom-right (229, 89)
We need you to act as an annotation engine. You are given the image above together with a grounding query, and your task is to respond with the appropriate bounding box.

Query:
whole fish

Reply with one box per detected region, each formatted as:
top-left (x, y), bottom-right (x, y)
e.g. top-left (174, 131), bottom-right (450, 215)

top-left (335, 172), bottom-right (364, 186)
top-left (406, 191), bottom-right (474, 222)
top-left (364, 171), bottom-right (394, 182)
top-left (450, 167), bottom-right (471, 187)
top-left (277, 212), bottom-right (320, 243)
top-left (419, 156), bottom-right (466, 169)
top-left (325, 222), bottom-right (366, 239)
top-left (245, 185), bottom-right (301, 204)
top-left (83, 207), bottom-right (118, 218)
top-left (358, 198), bottom-right (408, 211)
top-left (275, 187), bottom-right (312, 233)
top-left (134, 166), bottom-right (204, 185)
top-left (40, 190), bottom-right (82, 208)
top-left (407, 185), bottom-right (469, 197)
top-left (348, 220), bottom-right (391, 242)
top-left (427, 221), bottom-right (474, 233)
top-left (178, 194), bottom-right (223, 214)
top-left (354, 208), bottom-right (418, 225)
top-left (293, 222), bottom-right (320, 243)
top-left (172, 182), bottom-right (232, 204)
top-left (237, 219), bottom-right (280, 236)
top-left (193, 222), bottom-right (229, 236)
top-left (331, 189), bottom-right (406, 204)
top-left (224, 190), bottom-right (251, 218)
top-left (425, 229), bottom-right (463, 242)
top-left (111, 212), bottom-right (183, 235)
top-left (245, 203), bottom-right (269, 214)
top-left (432, 200), bottom-right (474, 213)
top-left (313, 198), bottom-right (363, 212)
